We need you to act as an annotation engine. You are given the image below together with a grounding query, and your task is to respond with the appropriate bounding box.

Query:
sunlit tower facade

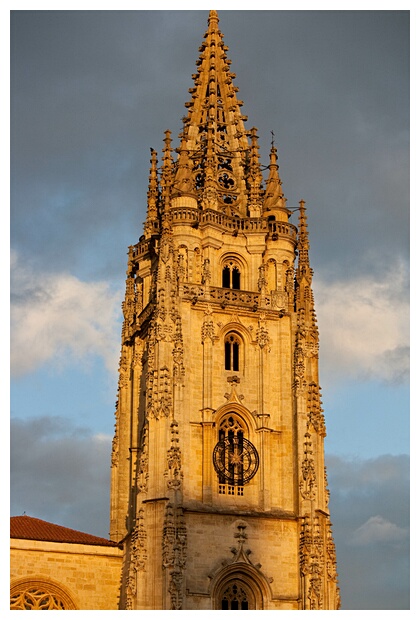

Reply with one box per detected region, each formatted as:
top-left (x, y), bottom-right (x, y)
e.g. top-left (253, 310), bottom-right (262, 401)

top-left (110, 10), bottom-right (340, 610)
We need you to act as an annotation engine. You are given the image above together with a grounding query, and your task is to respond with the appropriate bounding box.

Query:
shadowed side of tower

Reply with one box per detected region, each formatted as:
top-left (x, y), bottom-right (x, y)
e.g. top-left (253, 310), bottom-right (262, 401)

top-left (110, 10), bottom-right (340, 610)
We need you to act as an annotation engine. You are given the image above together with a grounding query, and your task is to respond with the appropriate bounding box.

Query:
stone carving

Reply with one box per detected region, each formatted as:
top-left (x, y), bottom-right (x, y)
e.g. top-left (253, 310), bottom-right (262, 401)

top-left (299, 512), bottom-right (340, 610)
top-left (299, 514), bottom-right (323, 610)
top-left (257, 264), bottom-right (267, 292)
top-left (219, 521), bottom-right (266, 576)
top-left (165, 420), bottom-right (183, 490)
top-left (299, 431), bottom-right (317, 500)
top-left (294, 345), bottom-right (305, 380)
top-left (270, 290), bottom-right (288, 310)
top-left (202, 258), bottom-right (211, 284)
top-left (324, 466), bottom-right (330, 509)
top-left (125, 509), bottom-right (148, 610)
top-left (256, 325), bottom-right (269, 349)
top-left (118, 349), bottom-right (130, 390)
top-left (137, 423), bottom-right (149, 494)
top-left (111, 396), bottom-right (120, 468)
top-left (201, 315), bottom-right (215, 343)
top-left (177, 253), bottom-right (186, 283)
top-left (111, 423), bottom-right (119, 468)
top-left (148, 367), bottom-right (173, 420)
top-left (307, 383), bottom-right (326, 437)
top-left (202, 185), bottom-right (219, 210)
top-left (162, 503), bottom-right (187, 609)
top-left (171, 314), bottom-right (185, 385)
top-left (133, 336), bottom-right (144, 368)
top-left (156, 289), bottom-right (166, 320)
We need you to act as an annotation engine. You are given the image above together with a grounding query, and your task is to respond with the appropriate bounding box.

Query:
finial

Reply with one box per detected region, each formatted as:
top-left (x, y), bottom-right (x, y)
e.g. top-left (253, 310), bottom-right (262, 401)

top-left (208, 10), bottom-right (219, 22)
top-left (173, 134), bottom-right (195, 197)
top-left (263, 139), bottom-right (285, 211)
top-left (161, 130), bottom-right (174, 211)
top-left (248, 127), bottom-right (263, 214)
top-left (298, 200), bottom-right (310, 269)
top-left (144, 148), bottom-right (159, 236)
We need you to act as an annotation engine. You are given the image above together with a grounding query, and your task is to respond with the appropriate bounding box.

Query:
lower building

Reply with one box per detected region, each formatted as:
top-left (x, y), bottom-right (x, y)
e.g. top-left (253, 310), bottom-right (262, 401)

top-left (10, 516), bottom-right (123, 610)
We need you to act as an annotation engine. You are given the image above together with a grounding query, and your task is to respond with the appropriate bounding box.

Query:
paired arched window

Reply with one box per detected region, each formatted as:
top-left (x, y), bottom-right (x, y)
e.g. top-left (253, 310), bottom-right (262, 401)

top-left (222, 260), bottom-right (241, 289)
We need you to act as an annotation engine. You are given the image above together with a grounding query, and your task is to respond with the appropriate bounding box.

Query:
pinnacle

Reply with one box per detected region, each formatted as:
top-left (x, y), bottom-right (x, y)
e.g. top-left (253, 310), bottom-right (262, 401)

top-left (263, 144), bottom-right (286, 212)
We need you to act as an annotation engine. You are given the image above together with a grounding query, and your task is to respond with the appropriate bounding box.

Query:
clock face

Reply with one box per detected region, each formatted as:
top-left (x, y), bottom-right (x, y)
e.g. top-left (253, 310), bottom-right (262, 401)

top-left (213, 436), bottom-right (259, 485)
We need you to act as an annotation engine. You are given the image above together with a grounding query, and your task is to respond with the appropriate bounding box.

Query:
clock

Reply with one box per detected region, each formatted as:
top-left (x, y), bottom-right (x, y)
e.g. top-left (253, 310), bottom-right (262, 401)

top-left (213, 436), bottom-right (259, 485)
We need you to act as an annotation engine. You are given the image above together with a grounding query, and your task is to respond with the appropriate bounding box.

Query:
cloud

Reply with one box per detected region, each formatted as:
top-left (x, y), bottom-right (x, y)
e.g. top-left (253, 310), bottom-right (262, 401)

top-left (326, 453), bottom-right (409, 609)
top-left (10, 250), bottom-right (122, 377)
top-left (314, 261), bottom-right (409, 384)
top-left (10, 416), bottom-right (112, 538)
top-left (350, 515), bottom-right (408, 547)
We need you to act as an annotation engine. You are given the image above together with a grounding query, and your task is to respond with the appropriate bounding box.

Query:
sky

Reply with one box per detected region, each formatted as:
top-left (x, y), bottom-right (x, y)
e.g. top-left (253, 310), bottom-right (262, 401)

top-left (7, 4), bottom-right (411, 612)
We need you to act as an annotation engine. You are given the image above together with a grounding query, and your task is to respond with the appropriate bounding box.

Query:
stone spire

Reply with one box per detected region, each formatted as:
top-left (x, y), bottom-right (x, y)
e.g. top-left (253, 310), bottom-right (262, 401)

top-left (161, 130), bottom-right (174, 214)
top-left (296, 200), bottom-right (311, 282)
top-left (173, 135), bottom-right (195, 199)
top-left (296, 200), bottom-right (319, 342)
top-left (177, 9), bottom-right (258, 216)
top-left (144, 148), bottom-right (159, 237)
top-left (248, 127), bottom-right (264, 217)
top-left (263, 143), bottom-right (287, 212)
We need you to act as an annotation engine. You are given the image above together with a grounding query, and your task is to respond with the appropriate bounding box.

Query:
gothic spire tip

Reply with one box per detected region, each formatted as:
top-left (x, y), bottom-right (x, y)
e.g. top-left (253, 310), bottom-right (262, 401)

top-left (209, 10), bottom-right (219, 20)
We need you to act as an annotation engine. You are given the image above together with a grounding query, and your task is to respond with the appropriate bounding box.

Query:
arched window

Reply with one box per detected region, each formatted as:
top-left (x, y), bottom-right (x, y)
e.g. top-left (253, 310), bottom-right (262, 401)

top-left (225, 333), bottom-right (240, 371)
top-left (222, 260), bottom-right (241, 289)
top-left (213, 415), bottom-right (259, 497)
top-left (220, 581), bottom-right (254, 610)
top-left (216, 416), bottom-right (245, 495)
top-left (267, 259), bottom-right (277, 292)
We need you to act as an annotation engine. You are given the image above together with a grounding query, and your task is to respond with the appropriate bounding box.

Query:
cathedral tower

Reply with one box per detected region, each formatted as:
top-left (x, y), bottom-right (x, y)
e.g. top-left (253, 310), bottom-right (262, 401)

top-left (110, 10), bottom-right (340, 610)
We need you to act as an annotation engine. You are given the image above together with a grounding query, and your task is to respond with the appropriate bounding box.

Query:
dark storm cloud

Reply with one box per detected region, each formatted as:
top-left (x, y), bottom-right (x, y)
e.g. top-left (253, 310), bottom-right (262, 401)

top-left (10, 416), bottom-right (111, 538)
top-left (326, 453), bottom-right (410, 609)
top-left (11, 10), bottom-right (409, 284)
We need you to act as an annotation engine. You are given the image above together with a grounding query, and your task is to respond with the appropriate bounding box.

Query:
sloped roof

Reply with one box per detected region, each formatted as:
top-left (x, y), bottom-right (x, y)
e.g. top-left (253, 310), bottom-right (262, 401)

top-left (10, 515), bottom-right (121, 547)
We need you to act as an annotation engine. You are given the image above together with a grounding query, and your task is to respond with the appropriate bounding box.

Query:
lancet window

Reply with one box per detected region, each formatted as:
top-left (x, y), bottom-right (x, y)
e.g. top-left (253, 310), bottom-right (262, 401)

top-left (224, 333), bottom-right (240, 371)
